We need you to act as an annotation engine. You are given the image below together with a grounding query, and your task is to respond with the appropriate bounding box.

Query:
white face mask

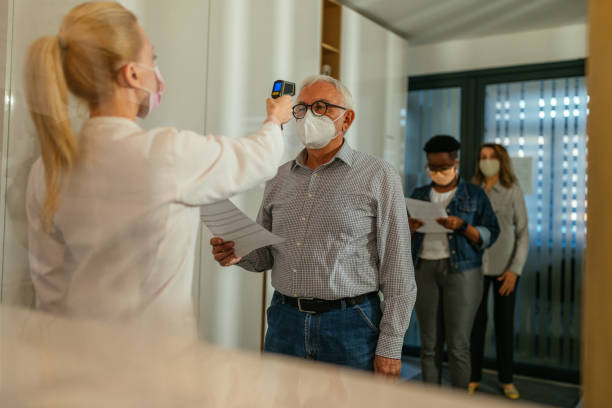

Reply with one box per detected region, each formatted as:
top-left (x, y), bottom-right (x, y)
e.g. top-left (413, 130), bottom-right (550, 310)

top-left (429, 166), bottom-right (457, 187)
top-left (479, 159), bottom-right (500, 177)
top-left (296, 110), bottom-right (345, 149)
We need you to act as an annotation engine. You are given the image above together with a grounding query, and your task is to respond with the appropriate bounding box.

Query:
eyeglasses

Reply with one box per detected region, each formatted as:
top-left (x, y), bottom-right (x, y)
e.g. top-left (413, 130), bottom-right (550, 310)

top-left (292, 100), bottom-right (347, 119)
top-left (425, 164), bottom-right (456, 173)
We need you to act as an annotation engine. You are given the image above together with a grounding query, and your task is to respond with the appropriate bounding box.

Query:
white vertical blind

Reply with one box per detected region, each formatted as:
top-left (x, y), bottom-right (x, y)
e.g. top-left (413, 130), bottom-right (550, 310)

top-left (484, 78), bottom-right (587, 371)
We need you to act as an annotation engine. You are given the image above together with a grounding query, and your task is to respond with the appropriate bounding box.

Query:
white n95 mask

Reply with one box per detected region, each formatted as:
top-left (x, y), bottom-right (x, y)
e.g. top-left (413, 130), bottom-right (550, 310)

top-left (296, 110), bottom-right (345, 149)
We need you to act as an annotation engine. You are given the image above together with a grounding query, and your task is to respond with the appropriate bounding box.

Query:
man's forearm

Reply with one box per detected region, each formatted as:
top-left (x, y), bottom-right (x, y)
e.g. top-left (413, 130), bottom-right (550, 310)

top-left (375, 291), bottom-right (416, 360)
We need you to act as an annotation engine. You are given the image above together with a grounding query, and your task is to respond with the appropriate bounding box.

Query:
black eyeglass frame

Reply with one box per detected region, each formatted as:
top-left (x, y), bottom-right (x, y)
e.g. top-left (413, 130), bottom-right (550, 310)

top-left (292, 100), bottom-right (347, 119)
top-left (424, 161), bottom-right (458, 173)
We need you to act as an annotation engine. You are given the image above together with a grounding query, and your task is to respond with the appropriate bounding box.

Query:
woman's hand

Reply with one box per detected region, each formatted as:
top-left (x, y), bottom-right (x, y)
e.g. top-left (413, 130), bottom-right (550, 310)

top-left (498, 270), bottom-right (518, 296)
top-left (436, 216), bottom-right (465, 230)
top-left (266, 95), bottom-right (293, 124)
top-left (408, 217), bottom-right (424, 233)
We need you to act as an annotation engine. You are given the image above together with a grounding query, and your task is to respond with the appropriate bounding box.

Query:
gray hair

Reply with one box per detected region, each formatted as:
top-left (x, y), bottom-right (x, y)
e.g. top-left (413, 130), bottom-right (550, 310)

top-left (299, 75), bottom-right (354, 110)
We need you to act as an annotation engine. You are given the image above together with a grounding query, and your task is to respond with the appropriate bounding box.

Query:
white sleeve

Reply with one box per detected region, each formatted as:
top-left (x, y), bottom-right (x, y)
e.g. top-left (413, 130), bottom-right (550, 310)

top-left (173, 122), bottom-right (284, 205)
top-left (26, 161), bottom-right (67, 309)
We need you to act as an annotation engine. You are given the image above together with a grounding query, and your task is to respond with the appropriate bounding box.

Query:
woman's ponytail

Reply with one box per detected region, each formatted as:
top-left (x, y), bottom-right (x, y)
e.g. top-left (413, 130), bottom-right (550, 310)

top-left (23, 2), bottom-right (141, 229)
top-left (24, 36), bottom-right (77, 229)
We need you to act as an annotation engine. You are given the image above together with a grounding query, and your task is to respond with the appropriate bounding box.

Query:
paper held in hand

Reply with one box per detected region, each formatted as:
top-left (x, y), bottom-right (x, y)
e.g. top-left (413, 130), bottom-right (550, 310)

top-left (405, 198), bottom-right (453, 233)
top-left (200, 200), bottom-right (285, 258)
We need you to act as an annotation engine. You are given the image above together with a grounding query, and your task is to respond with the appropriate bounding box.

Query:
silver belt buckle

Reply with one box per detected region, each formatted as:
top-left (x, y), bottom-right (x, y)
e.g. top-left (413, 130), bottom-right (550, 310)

top-left (297, 297), bottom-right (315, 314)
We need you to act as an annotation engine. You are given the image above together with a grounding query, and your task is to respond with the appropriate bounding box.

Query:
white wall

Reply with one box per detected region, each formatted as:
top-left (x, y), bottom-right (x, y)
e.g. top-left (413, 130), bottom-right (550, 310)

top-left (197, 0), bottom-right (321, 351)
top-left (341, 7), bottom-right (408, 174)
top-left (406, 23), bottom-right (587, 76)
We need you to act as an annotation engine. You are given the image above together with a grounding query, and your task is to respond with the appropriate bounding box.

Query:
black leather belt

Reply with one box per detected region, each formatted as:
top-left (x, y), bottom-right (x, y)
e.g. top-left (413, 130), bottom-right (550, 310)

top-left (278, 291), bottom-right (379, 314)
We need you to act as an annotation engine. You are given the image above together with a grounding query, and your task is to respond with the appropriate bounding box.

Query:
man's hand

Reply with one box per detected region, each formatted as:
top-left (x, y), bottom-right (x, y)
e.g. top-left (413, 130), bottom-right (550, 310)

top-left (498, 270), bottom-right (518, 296)
top-left (374, 355), bottom-right (402, 379)
top-left (436, 216), bottom-right (465, 231)
top-left (408, 217), bottom-right (424, 233)
top-left (210, 237), bottom-right (242, 266)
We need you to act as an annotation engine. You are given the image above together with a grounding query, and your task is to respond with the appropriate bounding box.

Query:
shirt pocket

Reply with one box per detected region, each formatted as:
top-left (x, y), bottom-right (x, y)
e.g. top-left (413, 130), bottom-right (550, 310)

top-left (269, 189), bottom-right (300, 233)
top-left (319, 193), bottom-right (376, 241)
top-left (454, 199), bottom-right (479, 225)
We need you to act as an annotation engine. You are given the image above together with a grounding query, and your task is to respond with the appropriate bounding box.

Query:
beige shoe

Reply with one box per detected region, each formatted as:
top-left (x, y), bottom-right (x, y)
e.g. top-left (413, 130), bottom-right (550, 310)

top-left (468, 382), bottom-right (479, 395)
top-left (502, 384), bottom-right (520, 400)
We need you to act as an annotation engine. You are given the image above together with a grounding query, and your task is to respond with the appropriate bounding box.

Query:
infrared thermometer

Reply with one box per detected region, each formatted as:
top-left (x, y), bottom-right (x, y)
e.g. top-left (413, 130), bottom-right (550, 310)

top-left (271, 80), bottom-right (296, 99)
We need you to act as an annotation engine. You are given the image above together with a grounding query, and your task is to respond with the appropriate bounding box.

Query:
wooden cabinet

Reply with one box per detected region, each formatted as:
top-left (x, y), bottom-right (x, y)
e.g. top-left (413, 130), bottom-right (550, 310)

top-left (320, 0), bottom-right (342, 79)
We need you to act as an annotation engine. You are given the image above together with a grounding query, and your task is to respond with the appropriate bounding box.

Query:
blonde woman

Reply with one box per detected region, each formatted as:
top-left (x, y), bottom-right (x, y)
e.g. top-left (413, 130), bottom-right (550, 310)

top-left (24, 2), bottom-right (292, 337)
top-left (469, 144), bottom-right (529, 399)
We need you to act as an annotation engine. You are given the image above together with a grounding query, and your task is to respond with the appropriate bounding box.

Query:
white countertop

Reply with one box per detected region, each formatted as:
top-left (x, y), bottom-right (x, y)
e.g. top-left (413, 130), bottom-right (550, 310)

top-left (0, 305), bottom-right (534, 407)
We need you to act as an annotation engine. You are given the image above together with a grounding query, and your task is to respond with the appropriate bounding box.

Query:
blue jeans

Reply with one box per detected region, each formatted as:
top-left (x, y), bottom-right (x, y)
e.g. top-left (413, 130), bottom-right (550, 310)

top-left (264, 291), bottom-right (382, 372)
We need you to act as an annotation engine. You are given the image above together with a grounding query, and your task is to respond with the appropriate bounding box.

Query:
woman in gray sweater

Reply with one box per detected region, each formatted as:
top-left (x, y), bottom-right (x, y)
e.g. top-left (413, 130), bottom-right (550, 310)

top-left (469, 143), bottom-right (529, 400)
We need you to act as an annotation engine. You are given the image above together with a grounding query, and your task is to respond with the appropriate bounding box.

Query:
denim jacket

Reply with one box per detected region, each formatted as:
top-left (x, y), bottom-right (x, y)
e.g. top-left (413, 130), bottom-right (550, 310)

top-left (409, 180), bottom-right (500, 273)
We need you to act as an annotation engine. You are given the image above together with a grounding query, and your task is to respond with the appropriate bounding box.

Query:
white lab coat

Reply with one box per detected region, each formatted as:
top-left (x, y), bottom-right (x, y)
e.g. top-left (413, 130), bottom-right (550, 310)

top-left (26, 116), bottom-right (283, 337)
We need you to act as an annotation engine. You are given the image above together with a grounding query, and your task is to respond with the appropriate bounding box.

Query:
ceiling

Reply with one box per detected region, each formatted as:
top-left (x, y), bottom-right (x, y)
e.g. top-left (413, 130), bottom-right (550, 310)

top-left (338, 0), bottom-right (587, 45)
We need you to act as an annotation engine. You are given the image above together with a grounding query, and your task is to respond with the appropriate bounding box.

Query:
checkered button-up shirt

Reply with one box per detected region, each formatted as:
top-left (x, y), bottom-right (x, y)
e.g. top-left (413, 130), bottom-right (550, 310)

top-left (239, 142), bottom-right (416, 359)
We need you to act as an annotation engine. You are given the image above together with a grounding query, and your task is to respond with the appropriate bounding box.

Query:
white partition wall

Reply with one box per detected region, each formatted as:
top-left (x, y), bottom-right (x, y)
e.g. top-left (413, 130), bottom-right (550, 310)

top-left (0, 0), bottom-right (100, 307)
top-left (137, 0), bottom-right (211, 325)
top-left (341, 7), bottom-right (408, 176)
top-left (197, 0), bottom-right (321, 351)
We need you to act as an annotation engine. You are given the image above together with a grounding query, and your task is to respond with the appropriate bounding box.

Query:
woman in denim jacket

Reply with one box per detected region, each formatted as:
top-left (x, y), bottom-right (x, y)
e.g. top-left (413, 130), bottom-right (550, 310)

top-left (408, 135), bottom-right (500, 390)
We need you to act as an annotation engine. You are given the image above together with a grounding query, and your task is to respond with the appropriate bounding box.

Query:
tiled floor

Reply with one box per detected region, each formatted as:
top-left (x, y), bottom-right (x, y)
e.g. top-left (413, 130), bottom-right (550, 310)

top-left (401, 357), bottom-right (581, 407)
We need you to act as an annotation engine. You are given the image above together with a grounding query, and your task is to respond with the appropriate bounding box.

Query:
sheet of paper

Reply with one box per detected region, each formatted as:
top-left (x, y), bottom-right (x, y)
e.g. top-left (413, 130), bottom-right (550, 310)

top-left (511, 156), bottom-right (534, 195)
top-left (200, 200), bottom-right (285, 258)
top-left (405, 198), bottom-right (452, 233)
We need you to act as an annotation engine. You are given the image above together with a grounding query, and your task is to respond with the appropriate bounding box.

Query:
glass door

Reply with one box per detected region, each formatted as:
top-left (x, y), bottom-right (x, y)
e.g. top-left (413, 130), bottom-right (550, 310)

top-left (483, 77), bottom-right (587, 373)
top-left (403, 60), bottom-right (586, 382)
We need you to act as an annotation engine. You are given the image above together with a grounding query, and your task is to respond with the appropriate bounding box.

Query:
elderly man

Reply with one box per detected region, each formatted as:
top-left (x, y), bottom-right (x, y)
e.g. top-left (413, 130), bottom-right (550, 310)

top-left (210, 75), bottom-right (416, 378)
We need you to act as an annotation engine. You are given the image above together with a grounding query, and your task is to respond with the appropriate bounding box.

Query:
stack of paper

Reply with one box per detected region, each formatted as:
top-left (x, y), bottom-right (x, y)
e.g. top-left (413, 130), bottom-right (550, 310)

top-left (405, 198), bottom-right (452, 233)
top-left (200, 200), bottom-right (285, 257)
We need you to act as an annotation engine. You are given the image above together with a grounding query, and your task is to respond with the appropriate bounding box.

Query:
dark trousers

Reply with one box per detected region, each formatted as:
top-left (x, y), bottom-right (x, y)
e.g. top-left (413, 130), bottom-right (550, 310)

top-left (414, 259), bottom-right (483, 389)
top-left (470, 275), bottom-right (519, 384)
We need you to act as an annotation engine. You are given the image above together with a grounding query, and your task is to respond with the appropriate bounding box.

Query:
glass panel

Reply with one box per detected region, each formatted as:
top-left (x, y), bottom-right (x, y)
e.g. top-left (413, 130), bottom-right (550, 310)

top-left (483, 78), bottom-right (588, 371)
top-left (404, 88), bottom-right (461, 195)
top-left (403, 87), bottom-right (461, 350)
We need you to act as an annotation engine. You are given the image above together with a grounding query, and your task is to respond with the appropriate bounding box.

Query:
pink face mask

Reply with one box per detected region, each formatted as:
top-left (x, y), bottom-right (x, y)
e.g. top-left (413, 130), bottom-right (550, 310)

top-left (133, 63), bottom-right (165, 118)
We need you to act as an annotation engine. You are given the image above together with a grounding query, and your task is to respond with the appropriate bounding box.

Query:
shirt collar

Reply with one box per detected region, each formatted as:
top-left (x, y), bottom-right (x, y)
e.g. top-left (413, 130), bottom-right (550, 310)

top-left (491, 181), bottom-right (504, 192)
top-left (481, 180), bottom-right (503, 193)
top-left (83, 116), bottom-right (142, 130)
top-left (292, 140), bottom-right (356, 171)
top-left (457, 179), bottom-right (471, 198)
